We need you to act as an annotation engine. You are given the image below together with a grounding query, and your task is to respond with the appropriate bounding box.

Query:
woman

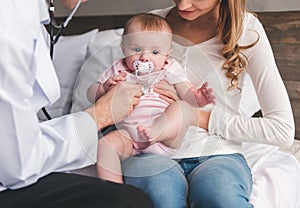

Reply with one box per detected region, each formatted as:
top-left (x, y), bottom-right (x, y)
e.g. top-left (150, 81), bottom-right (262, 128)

top-left (122, 0), bottom-right (296, 207)
top-left (0, 0), bottom-right (153, 207)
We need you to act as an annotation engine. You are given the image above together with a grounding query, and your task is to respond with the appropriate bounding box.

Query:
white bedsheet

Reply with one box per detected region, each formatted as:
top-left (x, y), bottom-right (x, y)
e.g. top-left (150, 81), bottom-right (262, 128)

top-left (243, 142), bottom-right (300, 207)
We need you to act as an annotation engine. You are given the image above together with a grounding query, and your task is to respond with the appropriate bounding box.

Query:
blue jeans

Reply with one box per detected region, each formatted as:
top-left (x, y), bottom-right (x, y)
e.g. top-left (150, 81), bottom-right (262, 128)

top-left (122, 153), bottom-right (253, 208)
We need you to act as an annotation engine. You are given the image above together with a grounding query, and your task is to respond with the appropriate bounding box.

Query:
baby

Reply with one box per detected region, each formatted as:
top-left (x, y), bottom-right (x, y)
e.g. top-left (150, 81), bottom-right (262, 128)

top-left (87, 13), bottom-right (215, 183)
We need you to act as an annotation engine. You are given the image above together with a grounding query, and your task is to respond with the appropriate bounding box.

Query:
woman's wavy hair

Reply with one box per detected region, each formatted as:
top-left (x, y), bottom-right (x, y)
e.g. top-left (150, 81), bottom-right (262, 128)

top-left (217, 0), bottom-right (258, 91)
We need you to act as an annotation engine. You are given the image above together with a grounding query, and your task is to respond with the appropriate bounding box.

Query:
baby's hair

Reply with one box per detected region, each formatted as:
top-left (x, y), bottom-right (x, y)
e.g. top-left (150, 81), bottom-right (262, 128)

top-left (123, 13), bottom-right (172, 35)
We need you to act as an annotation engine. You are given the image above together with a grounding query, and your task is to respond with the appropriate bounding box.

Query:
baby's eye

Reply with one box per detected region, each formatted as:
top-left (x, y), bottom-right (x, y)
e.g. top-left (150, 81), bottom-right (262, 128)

top-left (133, 48), bottom-right (141, 52)
top-left (152, 50), bottom-right (159, 55)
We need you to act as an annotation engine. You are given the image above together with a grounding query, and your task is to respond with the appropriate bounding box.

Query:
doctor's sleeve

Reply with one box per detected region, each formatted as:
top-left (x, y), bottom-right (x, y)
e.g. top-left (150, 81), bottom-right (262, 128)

top-left (0, 1), bottom-right (98, 190)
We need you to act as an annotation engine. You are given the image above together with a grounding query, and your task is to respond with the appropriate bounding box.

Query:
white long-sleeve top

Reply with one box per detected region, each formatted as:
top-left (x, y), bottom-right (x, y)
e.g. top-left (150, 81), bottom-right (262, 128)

top-left (152, 7), bottom-right (295, 158)
top-left (0, 0), bottom-right (98, 191)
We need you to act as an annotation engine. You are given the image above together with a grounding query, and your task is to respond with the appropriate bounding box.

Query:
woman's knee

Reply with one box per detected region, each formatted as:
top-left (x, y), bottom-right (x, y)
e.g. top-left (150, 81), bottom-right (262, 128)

top-left (188, 154), bottom-right (253, 208)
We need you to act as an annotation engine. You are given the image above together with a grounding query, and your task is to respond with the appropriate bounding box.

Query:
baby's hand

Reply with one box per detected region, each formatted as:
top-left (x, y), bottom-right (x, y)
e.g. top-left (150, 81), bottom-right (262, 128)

top-left (103, 72), bottom-right (127, 92)
top-left (191, 82), bottom-right (216, 107)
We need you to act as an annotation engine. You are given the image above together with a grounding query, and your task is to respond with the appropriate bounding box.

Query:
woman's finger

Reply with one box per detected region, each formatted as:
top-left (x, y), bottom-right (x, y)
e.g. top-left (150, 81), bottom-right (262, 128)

top-left (154, 86), bottom-right (179, 101)
top-left (158, 94), bottom-right (176, 104)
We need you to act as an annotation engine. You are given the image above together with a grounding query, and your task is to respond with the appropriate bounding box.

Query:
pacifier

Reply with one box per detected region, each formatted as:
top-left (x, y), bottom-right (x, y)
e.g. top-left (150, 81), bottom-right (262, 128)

top-left (133, 60), bottom-right (155, 94)
top-left (133, 60), bottom-right (155, 77)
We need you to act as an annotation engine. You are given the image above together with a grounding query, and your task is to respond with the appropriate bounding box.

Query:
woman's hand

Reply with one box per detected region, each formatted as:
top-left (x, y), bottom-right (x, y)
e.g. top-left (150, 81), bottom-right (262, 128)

top-left (85, 82), bottom-right (142, 130)
top-left (153, 80), bottom-right (179, 104)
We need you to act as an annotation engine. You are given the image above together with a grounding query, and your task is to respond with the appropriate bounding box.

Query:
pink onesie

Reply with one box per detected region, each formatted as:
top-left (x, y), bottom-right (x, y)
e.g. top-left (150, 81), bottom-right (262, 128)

top-left (98, 58), bottom-right (189, 156)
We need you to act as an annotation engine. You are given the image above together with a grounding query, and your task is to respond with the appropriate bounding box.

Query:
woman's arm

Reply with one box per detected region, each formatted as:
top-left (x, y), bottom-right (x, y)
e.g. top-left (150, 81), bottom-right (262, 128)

top-left (209, 16), bottom-right (295, 147)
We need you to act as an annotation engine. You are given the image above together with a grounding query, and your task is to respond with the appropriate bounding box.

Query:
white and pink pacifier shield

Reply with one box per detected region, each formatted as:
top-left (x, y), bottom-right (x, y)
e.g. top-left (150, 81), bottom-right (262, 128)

top-left (133, 60), bottom-right (154, 75)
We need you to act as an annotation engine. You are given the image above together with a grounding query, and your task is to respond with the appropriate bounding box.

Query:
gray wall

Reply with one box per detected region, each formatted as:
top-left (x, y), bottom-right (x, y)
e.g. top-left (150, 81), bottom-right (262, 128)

top-left (54, 0), bottom-right (300, 17)
top-left (54, 0), bottom-right (174, 16)
top-left (247, 0), bottom-right (300, 11)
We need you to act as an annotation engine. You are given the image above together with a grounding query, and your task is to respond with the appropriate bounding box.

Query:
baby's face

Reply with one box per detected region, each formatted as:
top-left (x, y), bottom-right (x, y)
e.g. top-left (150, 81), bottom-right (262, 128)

top-left (122, 26), bottom-right (172, 72)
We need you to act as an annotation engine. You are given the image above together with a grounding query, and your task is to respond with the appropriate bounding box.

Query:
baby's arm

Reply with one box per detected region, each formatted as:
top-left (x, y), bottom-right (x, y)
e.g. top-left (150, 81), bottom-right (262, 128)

top-left (175, 81), bottom-right (216, 107)
top-left (87, 72), bottom-right (127, 103)
top-left (87, 82), bottom-right (105, 103)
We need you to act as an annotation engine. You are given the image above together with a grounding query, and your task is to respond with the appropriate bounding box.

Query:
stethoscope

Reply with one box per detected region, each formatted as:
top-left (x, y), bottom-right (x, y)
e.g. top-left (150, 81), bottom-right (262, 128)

top-left (42, 0), bottom-right (82, 120)
top-left (48, 0), bottom-right (82, 58)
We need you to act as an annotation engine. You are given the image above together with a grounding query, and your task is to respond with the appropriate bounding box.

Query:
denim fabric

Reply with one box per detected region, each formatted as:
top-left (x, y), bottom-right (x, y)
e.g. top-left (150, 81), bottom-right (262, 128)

top-left (123, 153), bottom-right (253, 208)
top-left (123, 154), bottom-right (188, 208)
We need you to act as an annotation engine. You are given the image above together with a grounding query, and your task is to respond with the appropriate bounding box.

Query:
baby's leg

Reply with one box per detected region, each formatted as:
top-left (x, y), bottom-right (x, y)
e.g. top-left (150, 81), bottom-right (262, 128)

top-left (97, 129), bottom-right (133, 184)
top-left (137, 100), bottom-right (199, 149)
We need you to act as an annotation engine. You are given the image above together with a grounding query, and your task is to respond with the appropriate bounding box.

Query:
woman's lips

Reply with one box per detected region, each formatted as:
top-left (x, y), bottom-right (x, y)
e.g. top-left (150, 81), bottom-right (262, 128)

top-left (179, 9), bottom-right (196, 16)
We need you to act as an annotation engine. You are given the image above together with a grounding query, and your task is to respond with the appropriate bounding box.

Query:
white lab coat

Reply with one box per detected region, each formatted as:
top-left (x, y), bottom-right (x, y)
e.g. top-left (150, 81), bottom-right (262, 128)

top-left (0, 0), bottom-right (98, 191)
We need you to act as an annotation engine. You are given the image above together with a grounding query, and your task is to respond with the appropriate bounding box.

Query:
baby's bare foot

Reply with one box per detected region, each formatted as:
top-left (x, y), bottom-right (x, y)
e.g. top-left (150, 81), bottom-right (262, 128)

top-left (137, 126), bottom-right (153, 140)
top-left (134, 126), bottom-right (154, 149)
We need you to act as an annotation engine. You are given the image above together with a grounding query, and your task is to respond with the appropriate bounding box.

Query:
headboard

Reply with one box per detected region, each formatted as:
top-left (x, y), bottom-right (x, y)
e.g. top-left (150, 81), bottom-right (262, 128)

top-left (56, 10), bottom-right (300, 140)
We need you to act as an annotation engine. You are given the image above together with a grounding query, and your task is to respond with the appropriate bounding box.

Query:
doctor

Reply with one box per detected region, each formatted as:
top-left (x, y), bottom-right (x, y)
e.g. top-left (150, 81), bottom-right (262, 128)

top-left (0, 0), bottom-right (153, 207)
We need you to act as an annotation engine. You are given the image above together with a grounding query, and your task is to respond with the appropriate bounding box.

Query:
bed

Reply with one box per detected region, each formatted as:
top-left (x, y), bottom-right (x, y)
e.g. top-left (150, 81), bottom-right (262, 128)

top-left (39, 10), bottom-right (300, 208)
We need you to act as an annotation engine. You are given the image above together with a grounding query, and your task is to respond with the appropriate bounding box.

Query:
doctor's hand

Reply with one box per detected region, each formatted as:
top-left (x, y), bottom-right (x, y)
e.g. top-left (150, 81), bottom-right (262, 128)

top-left (84, 82), bottom-right (143, 130)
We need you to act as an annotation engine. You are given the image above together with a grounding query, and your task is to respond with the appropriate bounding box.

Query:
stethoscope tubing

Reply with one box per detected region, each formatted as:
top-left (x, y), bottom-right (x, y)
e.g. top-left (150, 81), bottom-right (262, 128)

top-left (43, 0), bottom-right (82, 120)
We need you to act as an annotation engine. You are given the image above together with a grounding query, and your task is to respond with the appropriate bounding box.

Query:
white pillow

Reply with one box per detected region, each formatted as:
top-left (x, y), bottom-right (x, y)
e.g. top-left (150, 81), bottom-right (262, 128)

top-left (38, 29), bottom-right (98, 120)
top-left (87, 28), bottom-right (124, 57)
top-left (71, 28), bottom-right (124, 113)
